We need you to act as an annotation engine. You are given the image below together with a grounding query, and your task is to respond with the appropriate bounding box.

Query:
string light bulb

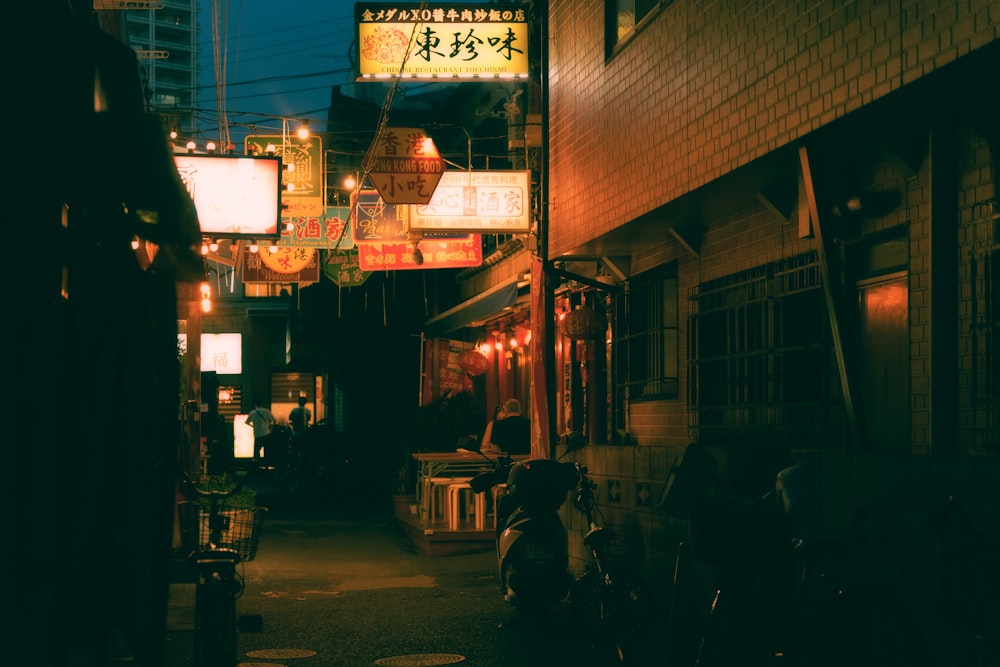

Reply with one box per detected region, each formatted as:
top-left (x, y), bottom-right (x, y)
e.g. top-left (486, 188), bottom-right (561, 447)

top-left (200, 282), bottom-right (211, 313)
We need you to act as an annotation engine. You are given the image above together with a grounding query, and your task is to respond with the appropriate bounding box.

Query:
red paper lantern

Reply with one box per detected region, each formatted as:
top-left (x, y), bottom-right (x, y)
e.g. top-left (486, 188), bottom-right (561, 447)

top-left (561, 307), bottom-right (604, 339)
top-left (458, 349), bottom-right (489, 376)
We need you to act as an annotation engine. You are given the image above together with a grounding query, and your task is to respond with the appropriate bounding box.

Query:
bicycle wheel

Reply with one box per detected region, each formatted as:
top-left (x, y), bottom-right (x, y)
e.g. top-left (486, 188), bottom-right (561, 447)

top-left (569, 568), bottom-right (651, 666)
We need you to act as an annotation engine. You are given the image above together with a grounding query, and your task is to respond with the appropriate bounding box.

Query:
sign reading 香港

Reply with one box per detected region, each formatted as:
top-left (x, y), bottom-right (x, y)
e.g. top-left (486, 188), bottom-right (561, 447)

top-left (355, 3), bottom-right (529, 80)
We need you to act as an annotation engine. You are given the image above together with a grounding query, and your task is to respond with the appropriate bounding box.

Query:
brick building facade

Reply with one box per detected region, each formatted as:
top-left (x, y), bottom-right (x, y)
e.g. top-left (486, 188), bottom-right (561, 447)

top-left (543, 0), bottom-right (1000, 643)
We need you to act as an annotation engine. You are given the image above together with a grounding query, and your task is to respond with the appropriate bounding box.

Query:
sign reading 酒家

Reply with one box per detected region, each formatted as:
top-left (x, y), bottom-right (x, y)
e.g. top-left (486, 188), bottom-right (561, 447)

top-left (355, 3), bottom-right (529, 80)
top-left (407, 170), bottom-right (531, 233)
top-left (323, 251), bottom-right (371, 287)
top-left (281, 206), bottom-right (355, 249)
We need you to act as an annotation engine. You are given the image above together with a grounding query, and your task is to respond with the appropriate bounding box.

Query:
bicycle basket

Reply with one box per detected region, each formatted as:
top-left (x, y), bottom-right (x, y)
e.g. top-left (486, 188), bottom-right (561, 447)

top-left (177, 501), bottom-right (268, 561)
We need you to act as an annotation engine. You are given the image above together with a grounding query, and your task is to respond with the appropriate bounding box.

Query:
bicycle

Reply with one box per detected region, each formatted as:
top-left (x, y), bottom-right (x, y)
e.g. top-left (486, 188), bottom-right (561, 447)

top-left (567, 462), bottom-right (653, 665)
top-left (178, 465), bottom-right (269, 667)
top-left (660, 444), bottom-right (931, 667)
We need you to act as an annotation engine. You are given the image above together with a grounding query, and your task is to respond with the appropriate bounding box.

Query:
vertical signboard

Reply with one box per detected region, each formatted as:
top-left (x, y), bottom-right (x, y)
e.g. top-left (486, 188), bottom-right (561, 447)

top-left (246, 134), bottom-right (323, 217)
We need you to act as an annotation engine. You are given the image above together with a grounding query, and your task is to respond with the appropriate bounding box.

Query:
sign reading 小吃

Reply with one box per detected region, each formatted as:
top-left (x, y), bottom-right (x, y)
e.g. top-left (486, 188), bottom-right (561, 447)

top-left (363, 127), bottom-right (445, 204)
top-left (407, 170), bottom-right (531, 233)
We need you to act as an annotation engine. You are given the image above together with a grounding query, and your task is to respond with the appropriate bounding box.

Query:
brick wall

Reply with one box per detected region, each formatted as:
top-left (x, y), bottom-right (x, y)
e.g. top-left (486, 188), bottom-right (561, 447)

top-left (547, 0), bottom-right (998, 258)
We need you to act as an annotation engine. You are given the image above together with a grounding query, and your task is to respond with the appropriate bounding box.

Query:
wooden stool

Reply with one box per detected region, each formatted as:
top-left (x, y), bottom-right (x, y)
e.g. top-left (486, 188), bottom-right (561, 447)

top-left (447, 481), bottom-right (485, 530)
top-left (422, 477), bottom-right (456, 522)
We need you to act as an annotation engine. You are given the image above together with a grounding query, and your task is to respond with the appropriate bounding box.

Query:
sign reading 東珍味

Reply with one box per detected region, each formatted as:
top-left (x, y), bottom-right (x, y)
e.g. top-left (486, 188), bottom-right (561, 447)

top-left (355, 4), bottom-right (529, 79)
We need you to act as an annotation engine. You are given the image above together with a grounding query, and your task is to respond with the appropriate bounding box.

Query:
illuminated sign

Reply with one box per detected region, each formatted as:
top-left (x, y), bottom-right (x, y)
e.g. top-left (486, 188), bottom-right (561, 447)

top-left (356, 235), bottom-right (482, 271)
top-left (355, 3), bottom-right (529, 79)
top-left (173, 154), bottom-right (283, 239)
top-left (281, 207), bottom-right (354, 249)
top-left (242, 248), bottom-right (320, 284)
top-left (407, 170), bottom-right (531, 233)
top-left (201, 333), bottom-right (243, 375)
top-left (363, 127), bottom-right (445, 204)
top-left (245, 134), bottom-right (324, 216)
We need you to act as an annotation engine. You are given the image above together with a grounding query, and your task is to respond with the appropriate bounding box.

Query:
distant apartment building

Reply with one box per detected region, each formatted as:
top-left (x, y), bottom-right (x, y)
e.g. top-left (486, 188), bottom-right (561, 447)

top-left (124, 0), bottom-right (199, 137)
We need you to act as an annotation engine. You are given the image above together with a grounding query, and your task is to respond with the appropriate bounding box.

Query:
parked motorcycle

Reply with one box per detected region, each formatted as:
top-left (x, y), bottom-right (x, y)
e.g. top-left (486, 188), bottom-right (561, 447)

top-left (469, 444), bottom-right (582, 618)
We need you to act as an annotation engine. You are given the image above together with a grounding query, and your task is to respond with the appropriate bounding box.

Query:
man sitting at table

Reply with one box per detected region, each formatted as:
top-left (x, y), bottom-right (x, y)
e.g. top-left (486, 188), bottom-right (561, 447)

top-left (480, 399), bottom-right (531, 455)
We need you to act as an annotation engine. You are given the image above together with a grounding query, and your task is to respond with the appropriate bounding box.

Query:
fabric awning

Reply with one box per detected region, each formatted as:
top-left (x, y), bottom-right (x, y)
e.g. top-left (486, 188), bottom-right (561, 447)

top-left (423, 279), bottom-right (520, 338)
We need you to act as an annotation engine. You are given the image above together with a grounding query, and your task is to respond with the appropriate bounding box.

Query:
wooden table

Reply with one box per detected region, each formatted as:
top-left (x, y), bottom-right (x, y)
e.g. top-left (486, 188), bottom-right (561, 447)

top-left (411, 451), bottom-right (527, 525)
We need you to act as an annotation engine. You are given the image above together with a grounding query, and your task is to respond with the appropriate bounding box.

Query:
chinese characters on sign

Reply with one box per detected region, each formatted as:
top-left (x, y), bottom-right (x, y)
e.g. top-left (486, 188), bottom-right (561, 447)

top-left (407, 170), bottom-right (531, 233)
top-left (281, 207), bottom-right (355, 249)
top-left (362, 127), bottom-right (445, 204)
top-left (323, 251), bottom-right (371, 287)
top-left (246, 134), bottom-right (324, 216)
top-left (356, 236), bottom-right (482, 271)
top-left (355, 3), bottom-right (529, 79)
top-left (243, 247), bottom-right (320, 283)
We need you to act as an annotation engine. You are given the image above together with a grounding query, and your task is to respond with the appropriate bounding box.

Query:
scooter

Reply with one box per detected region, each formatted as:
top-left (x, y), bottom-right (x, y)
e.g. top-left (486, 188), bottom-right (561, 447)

top-left (469, 444), bottom-right (582, 618)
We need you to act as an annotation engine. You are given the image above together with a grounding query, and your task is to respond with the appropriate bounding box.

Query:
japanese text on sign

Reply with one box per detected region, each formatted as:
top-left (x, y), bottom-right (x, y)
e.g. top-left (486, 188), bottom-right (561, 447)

top-left (355, 3), bottom-right (529, 79)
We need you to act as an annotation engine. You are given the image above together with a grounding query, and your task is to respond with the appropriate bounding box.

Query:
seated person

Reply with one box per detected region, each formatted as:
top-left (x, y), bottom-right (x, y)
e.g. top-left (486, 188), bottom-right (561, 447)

top-left (480, 398), bottom-right (531, 455)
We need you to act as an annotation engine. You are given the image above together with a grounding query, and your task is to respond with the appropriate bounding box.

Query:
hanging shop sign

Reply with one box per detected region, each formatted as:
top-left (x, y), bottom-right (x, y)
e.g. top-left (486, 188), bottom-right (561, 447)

top-left (355, 3), bottom-right (529, 80)
top-left (356, 236), bottom-right (482, 271)
top-left (323, 251), bottom-right (371, 287)
top-left (362, 127), bottom-right (445, 205)
top-left (246, 134), bottom-right (323, 216)
top-left (242, 247), bottom-right (320, 283)
top-left (173, 154), bottom-right (283, 239)
top-left (406, 170), bottom-right (531, 233)
top-left (281, 206), bottom-right (355, 249)
top-left (354, 189), bottom-right (408, 242)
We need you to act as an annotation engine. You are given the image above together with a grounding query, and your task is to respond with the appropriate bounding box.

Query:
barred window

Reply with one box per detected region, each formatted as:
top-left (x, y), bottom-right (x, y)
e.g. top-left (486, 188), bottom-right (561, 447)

top-left (611, 263), bottom-right (679, 433)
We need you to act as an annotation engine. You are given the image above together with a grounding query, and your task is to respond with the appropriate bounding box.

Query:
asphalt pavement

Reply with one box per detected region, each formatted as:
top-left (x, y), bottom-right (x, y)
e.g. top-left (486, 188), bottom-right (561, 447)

top-left (164, 488), bottom-right (636, 667)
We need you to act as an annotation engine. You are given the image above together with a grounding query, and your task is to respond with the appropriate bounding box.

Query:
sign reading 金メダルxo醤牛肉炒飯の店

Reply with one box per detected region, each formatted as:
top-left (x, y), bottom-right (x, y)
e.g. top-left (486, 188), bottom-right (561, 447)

top-left (354, 4), bottom-right (529, 80)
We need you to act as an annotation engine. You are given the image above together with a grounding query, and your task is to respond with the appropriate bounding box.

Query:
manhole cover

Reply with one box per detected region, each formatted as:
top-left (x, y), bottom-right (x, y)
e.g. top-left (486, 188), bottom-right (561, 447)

top-left (245, 648), bottom-right (317, 659)
top-left (374, 654), bottom-right (466, 666)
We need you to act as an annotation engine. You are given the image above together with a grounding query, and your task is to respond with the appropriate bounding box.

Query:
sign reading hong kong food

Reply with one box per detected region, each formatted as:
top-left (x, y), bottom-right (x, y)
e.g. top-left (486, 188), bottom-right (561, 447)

top-left (355, 3), bottom-right (529, 79)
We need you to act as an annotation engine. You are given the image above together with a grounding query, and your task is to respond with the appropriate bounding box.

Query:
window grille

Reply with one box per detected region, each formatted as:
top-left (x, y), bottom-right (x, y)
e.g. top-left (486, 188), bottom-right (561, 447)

top-left (688, 251), bottom-right (842, 445)
top-left (611, 264), bottom-right (679, 437)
